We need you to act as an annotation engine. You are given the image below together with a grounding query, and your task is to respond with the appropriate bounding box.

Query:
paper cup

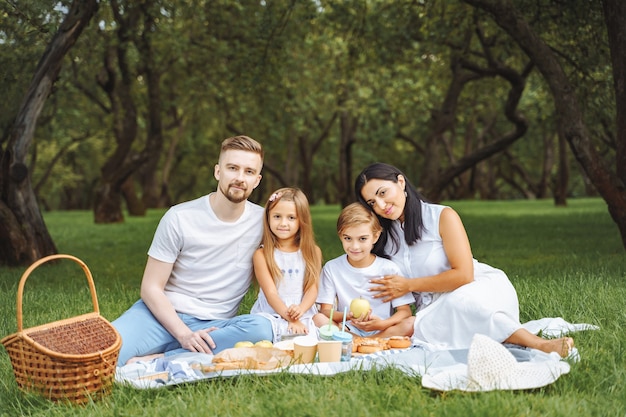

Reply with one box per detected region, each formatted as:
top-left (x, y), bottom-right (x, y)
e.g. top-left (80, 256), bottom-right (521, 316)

top-left (293, 336), bottom-right (318, 364)
top-left (317, 340), bottom-right (342, 362)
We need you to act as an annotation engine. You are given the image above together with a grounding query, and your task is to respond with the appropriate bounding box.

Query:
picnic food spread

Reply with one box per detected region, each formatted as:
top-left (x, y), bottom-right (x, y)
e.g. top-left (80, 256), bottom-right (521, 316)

top-left (353, 336), bottom-right (412, 353)
top-left (188, 336), bottom-right (413, 374)
top-left (130, 334), bottom-right (411, 382)
top-left (193, 346), bottom-right (292, 372)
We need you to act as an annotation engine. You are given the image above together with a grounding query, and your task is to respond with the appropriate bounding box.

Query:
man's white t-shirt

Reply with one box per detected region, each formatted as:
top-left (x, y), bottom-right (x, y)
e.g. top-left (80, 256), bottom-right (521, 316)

top-left (148, 193), bottom-right (263, 320)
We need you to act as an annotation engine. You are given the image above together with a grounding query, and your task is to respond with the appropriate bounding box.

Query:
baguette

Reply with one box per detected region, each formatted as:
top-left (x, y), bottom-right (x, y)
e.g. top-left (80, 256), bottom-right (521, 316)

top-left (195, 347), bottom-right (291, 372)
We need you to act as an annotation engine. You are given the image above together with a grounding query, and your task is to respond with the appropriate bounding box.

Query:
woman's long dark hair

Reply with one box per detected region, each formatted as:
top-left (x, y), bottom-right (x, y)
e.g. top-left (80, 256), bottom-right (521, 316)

top-left (355, 163), bottom-right (426, 257)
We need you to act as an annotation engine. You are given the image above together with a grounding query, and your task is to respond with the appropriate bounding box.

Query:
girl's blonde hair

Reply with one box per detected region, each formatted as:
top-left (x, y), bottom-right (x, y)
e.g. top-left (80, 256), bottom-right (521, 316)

top-left (261, 187), bottom-right (321, 293)
top-left (337, 202), bottom-right (383, 238)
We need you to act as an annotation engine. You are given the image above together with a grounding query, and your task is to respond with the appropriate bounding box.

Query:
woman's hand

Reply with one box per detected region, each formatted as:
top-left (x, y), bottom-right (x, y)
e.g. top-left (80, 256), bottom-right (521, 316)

top-left (180, 327), bottom-right (218, 354)
top-left (369, 274), bottom-right (410, 302)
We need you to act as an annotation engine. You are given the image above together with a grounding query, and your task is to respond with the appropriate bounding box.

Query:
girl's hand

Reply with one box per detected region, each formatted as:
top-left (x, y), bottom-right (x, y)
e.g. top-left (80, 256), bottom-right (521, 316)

top-left (287, 304), bottom-right (303, 321)
top-left (287, 321), bottom-right (308, 335)
top-left (369, 275), bottom-right (410, 302)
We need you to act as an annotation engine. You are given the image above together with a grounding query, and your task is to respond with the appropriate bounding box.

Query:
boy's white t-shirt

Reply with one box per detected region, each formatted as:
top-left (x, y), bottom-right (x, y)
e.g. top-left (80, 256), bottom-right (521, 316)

top-left (148, 193), bottom-right (263, 320)
top-left (316, 255), bottom-right (415, 319)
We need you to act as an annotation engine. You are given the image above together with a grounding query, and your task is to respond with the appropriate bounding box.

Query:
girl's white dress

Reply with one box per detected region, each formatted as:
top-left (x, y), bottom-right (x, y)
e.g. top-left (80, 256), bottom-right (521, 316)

top-left (250, 249), bottom-right (317, 342)
top-left (388, 202), bottom-right (522, 350)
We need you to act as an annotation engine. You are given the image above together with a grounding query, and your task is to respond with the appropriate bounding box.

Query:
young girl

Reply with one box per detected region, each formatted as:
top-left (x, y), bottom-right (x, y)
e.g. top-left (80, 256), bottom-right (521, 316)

top-left (250, 188), bottom-right (323, 342)
top-left (314, 203), bottom-right (415, 338)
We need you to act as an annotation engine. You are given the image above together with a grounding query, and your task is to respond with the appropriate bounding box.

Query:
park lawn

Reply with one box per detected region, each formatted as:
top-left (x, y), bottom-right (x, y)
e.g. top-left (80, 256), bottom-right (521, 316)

top-left (0, 198), bottom-right (624, 416)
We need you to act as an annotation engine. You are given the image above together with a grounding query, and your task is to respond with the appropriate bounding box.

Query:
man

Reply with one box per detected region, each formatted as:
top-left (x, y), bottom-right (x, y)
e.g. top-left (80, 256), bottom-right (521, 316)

top-left (113, 135), bottom-right (272, 364)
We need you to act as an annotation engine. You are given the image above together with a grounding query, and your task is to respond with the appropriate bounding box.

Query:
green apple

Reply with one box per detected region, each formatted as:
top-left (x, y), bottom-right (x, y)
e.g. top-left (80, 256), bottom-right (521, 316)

top-left (254, 340), bottom-right (274, 348)
top-left (234, 341), bottom-right (254, 348)
top-left (350, 297), bottom-right (371, 320)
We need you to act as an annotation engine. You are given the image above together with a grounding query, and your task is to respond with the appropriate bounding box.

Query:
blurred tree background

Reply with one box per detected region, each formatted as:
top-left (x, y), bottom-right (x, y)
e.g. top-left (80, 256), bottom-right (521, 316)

top-left (1, 0), bottom-right (625, 264)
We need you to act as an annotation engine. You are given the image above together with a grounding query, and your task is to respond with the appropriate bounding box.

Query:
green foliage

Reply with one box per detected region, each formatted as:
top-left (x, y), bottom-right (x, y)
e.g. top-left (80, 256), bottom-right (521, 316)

top-left (0, 198), bottom-right (625, 416)
top-left (0, 1), bottom-right (618, 210)
top-left (0, 1), bottom-right (67, 134)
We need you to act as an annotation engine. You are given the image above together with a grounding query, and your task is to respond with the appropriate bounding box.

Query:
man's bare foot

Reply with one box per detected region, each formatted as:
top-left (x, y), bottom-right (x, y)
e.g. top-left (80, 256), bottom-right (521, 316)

top-left (125, 353), bottom-right (165, 365)
top-left (538, 337), bottom-right (574, 358)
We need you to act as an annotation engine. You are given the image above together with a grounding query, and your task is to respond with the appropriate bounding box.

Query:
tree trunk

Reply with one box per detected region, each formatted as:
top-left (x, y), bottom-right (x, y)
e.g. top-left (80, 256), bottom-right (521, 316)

top-left (157, 114), bottom-right (184, 208)
top-left (121, 175), bottom-right (146, 216)
top-left (0, 0), bottom-right (98, 266)
top-left (94, 182), bottom-right (124, 223)
top-left (93, 1), bottom-right (155, 223)
top-left (298, 112), bottom-right (336, 204)
top-left (338, 110), bottom-right (358, 207)
top-left (465, 0), bottom-right (626, 250)
top-left (137, 4), bottom-right (165, 210)
top-left (537, 133), bottom-right (554, 198)
top-left (553, 133), bottom-right (569, 206)
top-left (93, 40), bottom-right (138, 223)
top-left (426, 61), bottom-right (530, 200)
top-left (402, 21), bottom-right (531, 202)
top-left (602, 0), bottom-right (626, 244)
top-left (501, 151), bottom-right (538, 198)
top-left (419, 57), bottom-right (476, 200)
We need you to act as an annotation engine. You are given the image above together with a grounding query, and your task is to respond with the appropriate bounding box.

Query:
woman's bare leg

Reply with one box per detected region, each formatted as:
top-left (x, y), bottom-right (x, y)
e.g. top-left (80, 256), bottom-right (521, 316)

top-left (504, 328), bottom-right (574, 358)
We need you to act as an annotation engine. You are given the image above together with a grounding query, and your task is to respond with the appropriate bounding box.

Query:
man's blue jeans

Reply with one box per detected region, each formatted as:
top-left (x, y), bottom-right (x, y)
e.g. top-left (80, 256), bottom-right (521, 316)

top-left (112, 300), bottom-right (273, 365)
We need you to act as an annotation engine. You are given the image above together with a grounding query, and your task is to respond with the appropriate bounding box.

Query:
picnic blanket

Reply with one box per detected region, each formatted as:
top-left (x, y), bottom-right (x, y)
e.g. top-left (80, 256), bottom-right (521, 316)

top-left (115, 317), bottom-right (598, 392)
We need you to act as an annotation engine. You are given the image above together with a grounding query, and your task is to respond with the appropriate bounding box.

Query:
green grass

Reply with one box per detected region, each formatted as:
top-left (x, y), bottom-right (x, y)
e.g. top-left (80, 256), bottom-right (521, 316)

top-left (1, 198), bottom-right (625, 416)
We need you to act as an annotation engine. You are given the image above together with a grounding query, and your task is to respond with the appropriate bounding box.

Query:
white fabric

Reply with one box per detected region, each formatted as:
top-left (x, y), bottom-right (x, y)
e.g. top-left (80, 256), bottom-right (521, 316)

top-left (521, 317), bottom-right (599, 337)
top-left (317, 255), bottom-right (416, 321)
top-left (421, 334), bottom-right (571, 391)
top-left (115, 318), bottom-right (597, 390)
top-left (148, 193), bottom-right (263, 319)
top-left (387, 202), bottom-right (522, 349)
top-left (250, 249), bottom-right (318, 342)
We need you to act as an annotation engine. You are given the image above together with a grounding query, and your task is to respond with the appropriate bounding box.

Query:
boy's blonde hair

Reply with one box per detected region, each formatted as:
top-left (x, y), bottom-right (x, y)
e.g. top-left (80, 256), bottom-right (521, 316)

top-left (261, 187), bottom-right (321, 293)
top-left (337, 202), bottom-right (382, 238)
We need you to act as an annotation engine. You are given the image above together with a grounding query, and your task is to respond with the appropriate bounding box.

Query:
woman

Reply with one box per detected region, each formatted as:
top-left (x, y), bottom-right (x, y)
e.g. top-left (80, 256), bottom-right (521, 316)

top-left (355, 162), bottom-right (574, 357)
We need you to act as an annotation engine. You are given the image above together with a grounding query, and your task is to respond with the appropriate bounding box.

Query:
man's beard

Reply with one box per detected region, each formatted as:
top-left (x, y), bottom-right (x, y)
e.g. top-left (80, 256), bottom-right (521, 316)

top-left (220, 181), bottom-right (248, 203)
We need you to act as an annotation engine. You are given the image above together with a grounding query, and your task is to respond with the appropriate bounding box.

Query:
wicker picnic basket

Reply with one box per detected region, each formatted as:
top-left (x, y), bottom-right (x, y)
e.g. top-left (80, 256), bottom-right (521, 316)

top-left (1, 254), bottom-right (121, 404)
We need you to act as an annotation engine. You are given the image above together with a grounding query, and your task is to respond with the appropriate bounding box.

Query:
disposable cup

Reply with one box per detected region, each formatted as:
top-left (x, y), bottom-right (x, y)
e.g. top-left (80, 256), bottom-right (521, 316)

top-left (332, 331), bottom-right (353, 361)
top-left (317, 340), bottom-right (342, 362)
top-left (293, 336), bottom-right (318, 364)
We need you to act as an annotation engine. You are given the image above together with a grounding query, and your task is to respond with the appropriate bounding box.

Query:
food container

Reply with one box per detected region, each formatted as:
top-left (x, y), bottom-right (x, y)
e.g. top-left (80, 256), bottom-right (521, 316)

top-left (331, 331), bottom-right (353, 361)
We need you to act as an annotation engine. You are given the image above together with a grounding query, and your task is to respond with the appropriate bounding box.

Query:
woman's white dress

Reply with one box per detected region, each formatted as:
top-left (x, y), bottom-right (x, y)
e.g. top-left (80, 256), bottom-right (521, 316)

top-left (388, 202), bottom-right (522, 350)
top-left (250, 249), bottom-right (317, 342)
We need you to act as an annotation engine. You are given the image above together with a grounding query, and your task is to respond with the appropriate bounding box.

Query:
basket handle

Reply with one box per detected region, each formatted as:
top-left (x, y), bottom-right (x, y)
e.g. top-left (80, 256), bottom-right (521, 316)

top-left (16, 254), bottom-right (100, 332)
